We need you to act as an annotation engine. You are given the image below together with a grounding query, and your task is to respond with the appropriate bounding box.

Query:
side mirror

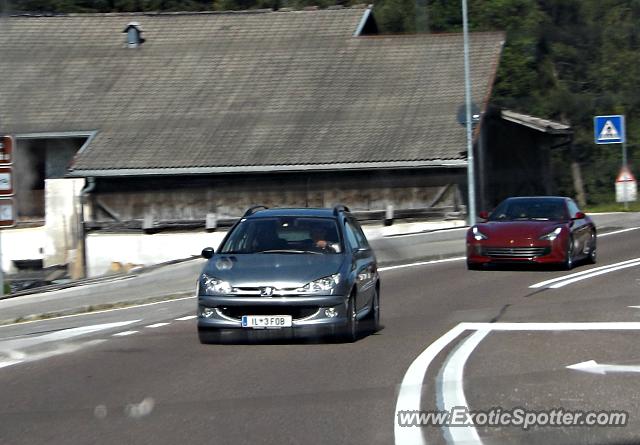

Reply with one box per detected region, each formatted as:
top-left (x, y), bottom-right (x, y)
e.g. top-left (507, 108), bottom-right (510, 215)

top-left (201, 247), bottom-right (215, 259)
top-left (479, 211), bottom-right (489, 220)
top-left (573, 212), bottom-right (586, 220)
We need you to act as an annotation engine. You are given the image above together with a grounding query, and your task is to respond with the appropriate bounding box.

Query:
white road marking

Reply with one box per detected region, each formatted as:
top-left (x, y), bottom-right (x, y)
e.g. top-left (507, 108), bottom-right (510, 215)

top-left (599, 227), bottom-right (640, 237)
top-left (395, 322), bottom-right (640, 445)
top-left (394, 324), bottom-right (467, 445)
top-left (0, 320), bottom-right (140, 350)
top-left (385, 227), bottom-right (468, 238)
top-left (380, 257), bottom-right (466, 272)
top-left (529, 258), bottom-right (640, 289)
top-left (0, 339), bottom-right (106, 370)
top-left (175, 315), bottom-right (197, 321)
top-left (113, 331), bottom-right (138, 337)
top-left (441, 330), bottom-right (489, 444)
top-left (567, 360), bottom-right (640, 375)
top-left (0, 296), bottom-right (195, 328)
top-left (145, 323), bottom-right (170, 328)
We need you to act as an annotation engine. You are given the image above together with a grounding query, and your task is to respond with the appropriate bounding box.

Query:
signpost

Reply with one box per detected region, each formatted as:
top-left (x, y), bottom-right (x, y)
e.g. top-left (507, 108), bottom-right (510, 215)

top-left (0, 135), bottom-right (15, 296)
top-left (594, 115), bottom-right (633, 209)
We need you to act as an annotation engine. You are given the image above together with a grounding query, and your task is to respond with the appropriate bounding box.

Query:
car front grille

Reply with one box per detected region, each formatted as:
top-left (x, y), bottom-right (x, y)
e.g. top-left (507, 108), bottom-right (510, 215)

top-left (482, 247), bottom-right (551, 258)
top-left (219, 306), bottom-right (319, 321)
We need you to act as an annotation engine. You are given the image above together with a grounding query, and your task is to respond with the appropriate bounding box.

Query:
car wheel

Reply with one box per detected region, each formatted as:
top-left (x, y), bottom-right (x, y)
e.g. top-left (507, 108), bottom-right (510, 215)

top-left (198, 328), bottom-right (222, 344)
top-left (563, 237), bottom-right (574, 270)
top-left (587, 232), bottom-right (597, 264)
top-left (467, 261), bottom-right (481, 271)
top-left (341, 293), bottom-right (359, 343)
top-left (363, 287), bottom-right (380, 334)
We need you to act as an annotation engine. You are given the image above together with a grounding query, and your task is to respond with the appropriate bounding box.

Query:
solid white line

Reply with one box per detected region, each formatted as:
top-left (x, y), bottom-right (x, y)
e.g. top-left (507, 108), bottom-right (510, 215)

top-left (386, 227), bottom-right (468, 238)
top-left (145, 323), bottom-right (170, 329)
top-left (599, 227), bottom-right (640, 237)
top-left (113, 331), bottom-right (138, 337)
top-left (549, 260), bottom-right (640, 288)
top-left (0, 296), bottom-right (196, 328)
top-left (459, 322), bottom-right (640, 331)
top-left (175, 315), bottom-right (197, 321)
top-left (394, 324), bottom-right (467, 445)
top-left (529, 258), bottom-right (640, 289)
top-left (394, 321), bottom-right (640, 445)
top-left (0, 360), bottom-right (23, 369)
top-left (441, 329), bottom-right (489, 444)
top-left (380, 257), bottom-right (466, 272)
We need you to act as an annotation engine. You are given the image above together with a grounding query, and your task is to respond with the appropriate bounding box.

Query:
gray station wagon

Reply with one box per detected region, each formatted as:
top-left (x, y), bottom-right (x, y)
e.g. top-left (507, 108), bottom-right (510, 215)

top-left (197, 205), bottom-right (380, 343)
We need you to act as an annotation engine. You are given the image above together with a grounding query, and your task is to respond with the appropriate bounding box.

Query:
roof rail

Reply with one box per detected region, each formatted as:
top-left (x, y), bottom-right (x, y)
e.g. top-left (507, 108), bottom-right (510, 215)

top-left (243, 205), bottom-right (269, 217)
top-left (333, 204), bottom-right (350, 216)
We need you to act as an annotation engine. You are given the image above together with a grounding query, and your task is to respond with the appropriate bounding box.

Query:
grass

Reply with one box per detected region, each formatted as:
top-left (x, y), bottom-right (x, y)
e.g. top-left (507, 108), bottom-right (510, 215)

top-left (584, 202), bottom-right (640, 213)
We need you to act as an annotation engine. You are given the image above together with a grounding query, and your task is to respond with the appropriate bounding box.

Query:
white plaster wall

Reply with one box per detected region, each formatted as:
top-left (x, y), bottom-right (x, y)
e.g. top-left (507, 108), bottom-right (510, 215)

top-left (86, 231), bottom-right (227, 277)
top-left (0, 227), bottom-right (46, 273)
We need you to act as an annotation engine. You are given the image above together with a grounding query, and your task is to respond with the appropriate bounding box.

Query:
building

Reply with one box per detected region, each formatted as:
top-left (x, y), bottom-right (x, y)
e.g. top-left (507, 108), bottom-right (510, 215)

top-left (0, 7), bottom-right (569, 278)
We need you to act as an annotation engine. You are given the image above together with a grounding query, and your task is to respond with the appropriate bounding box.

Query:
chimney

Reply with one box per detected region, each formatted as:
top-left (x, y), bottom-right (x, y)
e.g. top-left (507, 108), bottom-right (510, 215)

top-left (123, 22), bottom-right (145, 48)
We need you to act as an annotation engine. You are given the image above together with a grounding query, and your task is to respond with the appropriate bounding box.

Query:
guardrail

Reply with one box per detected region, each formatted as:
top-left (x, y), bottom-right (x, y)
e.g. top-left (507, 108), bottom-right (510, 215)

top-left (84, 206), bottom-right (465, 233)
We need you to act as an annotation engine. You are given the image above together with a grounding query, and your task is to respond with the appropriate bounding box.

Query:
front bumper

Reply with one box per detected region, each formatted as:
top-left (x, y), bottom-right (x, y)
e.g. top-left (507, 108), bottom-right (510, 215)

top-left (466, 241), bottom-right (566, 265)
top-left (197, 294), bottom-right (349, 336)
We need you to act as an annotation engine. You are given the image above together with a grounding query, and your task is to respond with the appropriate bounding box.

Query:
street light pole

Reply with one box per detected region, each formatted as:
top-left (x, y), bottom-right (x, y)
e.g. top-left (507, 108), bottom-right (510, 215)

top-left (462, 0), bottom-right (476, 226)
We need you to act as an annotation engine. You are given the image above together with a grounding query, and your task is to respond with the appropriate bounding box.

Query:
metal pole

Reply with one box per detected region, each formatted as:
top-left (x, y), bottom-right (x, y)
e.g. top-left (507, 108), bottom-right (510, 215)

top-left (623, 138), bottom-right (629, 210)
top-left (462, 0), bottom-right (476, 226)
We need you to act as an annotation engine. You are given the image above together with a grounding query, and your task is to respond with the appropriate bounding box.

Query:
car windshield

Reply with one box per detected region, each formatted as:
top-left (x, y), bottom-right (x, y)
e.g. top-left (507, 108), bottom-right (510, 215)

top-left (218, 217), bottom-right (342, 254)
top-left (489, 199), bottom-right (568, 221)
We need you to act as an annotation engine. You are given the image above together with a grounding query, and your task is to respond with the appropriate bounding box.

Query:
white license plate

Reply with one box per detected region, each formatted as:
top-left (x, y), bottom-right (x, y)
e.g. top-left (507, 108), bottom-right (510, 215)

top-left (241, 315), bottom-right (292, 329)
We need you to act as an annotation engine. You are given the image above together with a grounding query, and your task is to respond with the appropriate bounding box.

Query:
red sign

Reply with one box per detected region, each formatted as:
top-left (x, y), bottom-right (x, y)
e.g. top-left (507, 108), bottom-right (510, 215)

top-left (0, 167), bottom-right (13, 196)
top-left (0, 136), bottom-right (13, 164)
top-left (616, 167), bottom-right (636, 183)
top-left (0, 198), bottom-right (15, 228)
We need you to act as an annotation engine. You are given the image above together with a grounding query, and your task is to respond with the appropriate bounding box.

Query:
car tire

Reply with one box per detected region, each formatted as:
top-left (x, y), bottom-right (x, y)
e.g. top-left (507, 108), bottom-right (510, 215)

top-left (587, 232), bottom-right (597, 264)
top-left (467, 261), bottom-right (481, 270)
top-left (341, 293), bottom-right (359, 343)
top-left (563, 237), bottom-right (574, 270)
top-left (363, 287), bottom-right (380, 334)
top-left (198, 328), bottom-right (222, 344)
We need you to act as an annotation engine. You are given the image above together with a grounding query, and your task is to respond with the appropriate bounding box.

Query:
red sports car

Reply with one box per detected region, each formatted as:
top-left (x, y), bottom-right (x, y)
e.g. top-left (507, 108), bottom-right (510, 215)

top-left (466, 196), bottom-right (597, 270)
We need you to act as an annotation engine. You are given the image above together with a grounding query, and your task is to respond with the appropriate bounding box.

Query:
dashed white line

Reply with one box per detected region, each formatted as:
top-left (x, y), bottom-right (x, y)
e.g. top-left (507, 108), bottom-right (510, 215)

top-left (175, 315), bottom-right (197, 321)
top-left (0, 296), bottom-right (195, 328)
top-left (145, 323), bottom-right (170, 328)
top-left (113, 331), bottom-right (139, 337)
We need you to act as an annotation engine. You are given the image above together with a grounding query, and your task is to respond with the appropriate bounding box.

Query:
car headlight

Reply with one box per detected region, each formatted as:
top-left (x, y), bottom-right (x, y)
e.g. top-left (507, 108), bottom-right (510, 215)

top-left (201, 274), bottom-right (232, 295)
top-left (297, 274), bottom-right (340, 294)
top-left (539, 227), bottom-right (563, 241)
top-left (472, 226), bottom-right (488, 241)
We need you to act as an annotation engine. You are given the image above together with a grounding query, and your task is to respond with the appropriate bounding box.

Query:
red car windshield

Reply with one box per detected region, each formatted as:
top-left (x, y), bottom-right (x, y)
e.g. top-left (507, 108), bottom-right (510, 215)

top-left (489, 199), bottom-right (568, 221)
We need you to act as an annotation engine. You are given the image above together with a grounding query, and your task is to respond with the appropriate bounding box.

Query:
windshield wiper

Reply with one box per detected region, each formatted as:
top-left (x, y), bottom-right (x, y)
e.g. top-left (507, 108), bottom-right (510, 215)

top-left (258, 249), bottom-right (322, 255)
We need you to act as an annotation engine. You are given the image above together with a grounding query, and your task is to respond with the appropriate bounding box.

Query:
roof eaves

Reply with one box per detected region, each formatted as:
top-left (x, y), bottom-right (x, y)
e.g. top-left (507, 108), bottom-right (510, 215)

top-left (501, 110), bottom-right (572, 135)
top-left (67, 160), bottom-right (468, 177)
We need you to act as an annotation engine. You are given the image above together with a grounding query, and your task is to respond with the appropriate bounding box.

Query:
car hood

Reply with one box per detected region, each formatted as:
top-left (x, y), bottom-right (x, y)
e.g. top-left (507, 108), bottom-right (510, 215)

top-left (474, 220), bottom-right (567, 241)
top-left (201, 254), bottom-right (345, 288)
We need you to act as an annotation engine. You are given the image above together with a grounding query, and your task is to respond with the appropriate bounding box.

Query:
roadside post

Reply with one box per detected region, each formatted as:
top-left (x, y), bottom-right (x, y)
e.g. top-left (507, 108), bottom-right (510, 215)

top-left (0, 135), bottom-right (16, 296)
top-left (594, 115), bottom-right (632, 209)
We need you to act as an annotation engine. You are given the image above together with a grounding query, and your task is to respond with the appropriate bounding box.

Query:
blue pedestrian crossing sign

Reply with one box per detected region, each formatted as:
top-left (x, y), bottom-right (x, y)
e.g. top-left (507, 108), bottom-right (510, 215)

top-left (594, 115), bottom-right (625, 144)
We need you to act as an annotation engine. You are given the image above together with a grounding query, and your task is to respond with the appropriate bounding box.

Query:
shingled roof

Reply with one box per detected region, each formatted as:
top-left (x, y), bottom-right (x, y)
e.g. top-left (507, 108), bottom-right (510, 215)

top-left (0, 8), bottom-right (504, 176)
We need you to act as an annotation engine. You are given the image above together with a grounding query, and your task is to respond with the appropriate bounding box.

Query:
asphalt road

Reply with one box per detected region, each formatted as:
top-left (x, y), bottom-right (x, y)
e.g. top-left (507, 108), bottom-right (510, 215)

top-left (2, 216), bottom-right (640, 444)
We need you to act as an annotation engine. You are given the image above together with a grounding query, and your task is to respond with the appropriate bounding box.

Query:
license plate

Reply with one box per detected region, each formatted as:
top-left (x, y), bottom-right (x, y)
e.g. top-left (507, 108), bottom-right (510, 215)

top-left (241, 315), bottom-right (292, 329)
